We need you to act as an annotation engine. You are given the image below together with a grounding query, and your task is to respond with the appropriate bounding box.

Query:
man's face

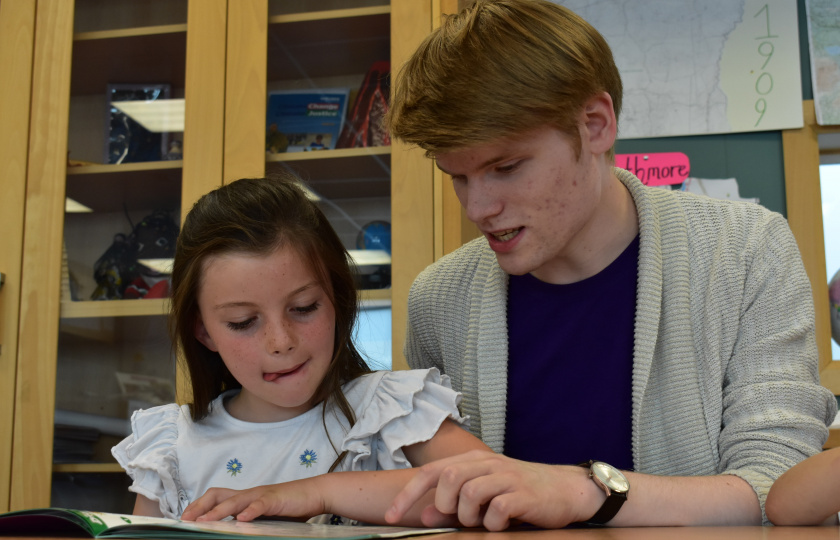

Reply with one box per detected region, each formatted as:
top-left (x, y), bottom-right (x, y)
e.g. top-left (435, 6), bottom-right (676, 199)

top-left (435, 125), bottom-right (610, 284)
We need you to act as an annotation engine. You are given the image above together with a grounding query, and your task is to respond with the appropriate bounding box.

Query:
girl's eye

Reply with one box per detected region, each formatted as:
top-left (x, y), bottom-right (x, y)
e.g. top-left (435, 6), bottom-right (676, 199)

top-left (293, 302), bottom-right (319, 315)
top-left (227, 318), bottom-right (255, 331)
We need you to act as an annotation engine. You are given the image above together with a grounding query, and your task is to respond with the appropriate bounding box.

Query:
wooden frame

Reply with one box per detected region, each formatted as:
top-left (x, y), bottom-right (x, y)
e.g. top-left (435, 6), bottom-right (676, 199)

top-left (391, 0), bottom-right (435, 370)
top-left (782, 100), bottom-right (840, 394)
top-left (0, 0), bottom-right (37, 513)
top-left (12, 0), bottom-right (74, 511)
top-left (223, 0), bottom-right (267, 183)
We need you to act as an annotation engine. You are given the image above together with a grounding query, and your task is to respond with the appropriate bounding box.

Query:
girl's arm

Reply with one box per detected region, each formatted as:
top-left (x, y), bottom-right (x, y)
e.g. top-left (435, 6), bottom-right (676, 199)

top-left (181, 419), bottom-right (490, 525)
top-left (133, 493), bottom-right (165, 517)
top-left (765, 447), bottom-right (840, 526)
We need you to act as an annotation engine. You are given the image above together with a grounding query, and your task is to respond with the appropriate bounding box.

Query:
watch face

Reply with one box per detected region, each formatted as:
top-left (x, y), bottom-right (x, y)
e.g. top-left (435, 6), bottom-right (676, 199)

top-left (591, 462), bottom-right (630, 493)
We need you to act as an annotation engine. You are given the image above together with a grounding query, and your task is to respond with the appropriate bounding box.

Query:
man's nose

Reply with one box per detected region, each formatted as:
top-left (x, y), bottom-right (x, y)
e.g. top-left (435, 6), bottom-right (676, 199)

top-left (462, 179), bottom-right (502, 225)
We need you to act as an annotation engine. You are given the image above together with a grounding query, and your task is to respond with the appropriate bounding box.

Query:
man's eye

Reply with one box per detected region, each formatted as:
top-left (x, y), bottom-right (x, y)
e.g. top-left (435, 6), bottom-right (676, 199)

top-left (497, 161), bottom-right (521, 173)
top-left (227, 318), bottom-right (255, 331)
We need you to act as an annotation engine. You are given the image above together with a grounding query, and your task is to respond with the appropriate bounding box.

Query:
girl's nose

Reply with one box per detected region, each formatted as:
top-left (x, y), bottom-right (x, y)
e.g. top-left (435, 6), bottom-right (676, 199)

top-left (266, 321), bottom-right (295, 354)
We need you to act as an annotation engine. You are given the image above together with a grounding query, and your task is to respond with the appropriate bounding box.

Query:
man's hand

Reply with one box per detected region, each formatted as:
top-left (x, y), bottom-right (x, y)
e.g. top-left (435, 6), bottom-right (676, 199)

top-left (385, 450), bottom-right (602, 531)
top-left (181, 478), bottom-right (327, 522)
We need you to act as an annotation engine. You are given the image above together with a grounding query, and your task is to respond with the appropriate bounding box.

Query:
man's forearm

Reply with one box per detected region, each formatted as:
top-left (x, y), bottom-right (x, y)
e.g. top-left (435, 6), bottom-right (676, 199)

top-left (607, 472), bottom-right (761, 526)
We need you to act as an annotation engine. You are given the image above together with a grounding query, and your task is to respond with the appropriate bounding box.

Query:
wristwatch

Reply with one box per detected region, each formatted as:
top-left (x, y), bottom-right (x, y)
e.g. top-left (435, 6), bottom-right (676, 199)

top-left (577, 460), bottom-right (630, 525)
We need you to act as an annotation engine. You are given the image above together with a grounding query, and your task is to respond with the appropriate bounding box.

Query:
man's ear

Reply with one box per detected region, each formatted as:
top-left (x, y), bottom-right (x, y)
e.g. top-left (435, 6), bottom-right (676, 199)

top-left (581, 92), bottom-right (617, 155)
top-left (195, 317), bottom-right (219, 352)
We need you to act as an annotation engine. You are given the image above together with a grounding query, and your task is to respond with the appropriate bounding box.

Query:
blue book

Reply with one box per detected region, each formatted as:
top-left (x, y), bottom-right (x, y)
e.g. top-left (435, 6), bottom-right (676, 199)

top-left (266, 89), bottom-right (350, 153)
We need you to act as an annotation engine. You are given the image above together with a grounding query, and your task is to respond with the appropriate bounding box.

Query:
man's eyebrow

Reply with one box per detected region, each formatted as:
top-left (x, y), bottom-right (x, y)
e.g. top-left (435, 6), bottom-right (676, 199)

top-left (435, 155), bottom-right (510, 176)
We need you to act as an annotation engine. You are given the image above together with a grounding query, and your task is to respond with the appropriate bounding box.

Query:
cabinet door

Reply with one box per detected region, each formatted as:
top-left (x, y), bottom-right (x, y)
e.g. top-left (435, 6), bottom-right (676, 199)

top-left (0, 0), bottom-right (37, 513)
top-left (12, 0), bottom-right (74, 512)
top-left (223, 0), bottom-right (436, 372)
top-left (12, 0), bottom-right (225, 512)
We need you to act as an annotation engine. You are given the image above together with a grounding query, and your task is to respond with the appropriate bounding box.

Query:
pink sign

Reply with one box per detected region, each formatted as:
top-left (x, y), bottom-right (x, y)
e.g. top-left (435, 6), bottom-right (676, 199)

top-left (615, 152), bottom-right (690, 186)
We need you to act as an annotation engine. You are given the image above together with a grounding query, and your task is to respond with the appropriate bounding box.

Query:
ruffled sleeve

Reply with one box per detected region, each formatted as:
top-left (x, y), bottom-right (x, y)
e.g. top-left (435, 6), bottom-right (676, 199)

top-left (111, 404), bottom-right (183, 519)
top-left (341, 368), bottom-right (468, 470)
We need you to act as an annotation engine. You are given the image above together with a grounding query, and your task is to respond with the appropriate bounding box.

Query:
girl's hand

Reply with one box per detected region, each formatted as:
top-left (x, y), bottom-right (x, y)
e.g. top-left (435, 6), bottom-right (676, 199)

top-left (181, 478), bottom-right (327, 522)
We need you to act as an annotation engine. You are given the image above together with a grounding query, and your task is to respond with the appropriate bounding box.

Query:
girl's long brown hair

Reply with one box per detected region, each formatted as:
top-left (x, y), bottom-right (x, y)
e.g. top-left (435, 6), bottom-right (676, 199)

top-left (169, 175), bottom-right (371, 470)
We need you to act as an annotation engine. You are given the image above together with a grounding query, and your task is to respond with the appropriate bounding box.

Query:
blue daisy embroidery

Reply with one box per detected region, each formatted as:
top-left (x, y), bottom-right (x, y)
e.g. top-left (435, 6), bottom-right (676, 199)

top-left (329, 515), bottom-right (344, 525)
top-left (226, 458), bottom-right (243, 476)
top-left (300, 449), bottom-right (317, 468)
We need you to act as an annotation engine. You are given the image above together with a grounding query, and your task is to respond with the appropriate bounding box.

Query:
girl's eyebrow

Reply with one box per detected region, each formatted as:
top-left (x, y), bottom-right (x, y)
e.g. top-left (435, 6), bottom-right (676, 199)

top-left (213, 282), bottom-right (320, 310)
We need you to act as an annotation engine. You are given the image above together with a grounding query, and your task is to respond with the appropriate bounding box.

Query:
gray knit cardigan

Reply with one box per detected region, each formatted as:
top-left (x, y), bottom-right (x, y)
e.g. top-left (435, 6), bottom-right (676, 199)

top-left (404, 169), bottom-right (837, 521)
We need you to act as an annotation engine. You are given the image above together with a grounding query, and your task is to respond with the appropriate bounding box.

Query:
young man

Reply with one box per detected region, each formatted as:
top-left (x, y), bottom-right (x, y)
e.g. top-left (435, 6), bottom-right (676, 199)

top-left (384, 0), bottom-right (836, 531)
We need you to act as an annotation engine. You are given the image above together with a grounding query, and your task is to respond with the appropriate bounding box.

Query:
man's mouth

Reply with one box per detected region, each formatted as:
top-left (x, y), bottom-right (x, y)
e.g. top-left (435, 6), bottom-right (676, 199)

top-left (491, 228), bottom-right (522, 242)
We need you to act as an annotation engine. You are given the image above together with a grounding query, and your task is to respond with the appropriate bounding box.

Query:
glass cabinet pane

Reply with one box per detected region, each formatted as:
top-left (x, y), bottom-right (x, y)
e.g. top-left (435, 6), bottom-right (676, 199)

top-left (55, 0), bottom-right (187, 512)
top-left (822, 163), bottom-right (840, 360)
top-left (264, 0), bottom-right (392, 369)
top-left (820, 130), bottom-right (840, 362)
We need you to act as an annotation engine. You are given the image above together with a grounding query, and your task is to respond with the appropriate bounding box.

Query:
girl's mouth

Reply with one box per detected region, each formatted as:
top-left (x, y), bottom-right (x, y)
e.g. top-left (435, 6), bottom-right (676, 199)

top-left (263, 362), bottom-right (306, 382)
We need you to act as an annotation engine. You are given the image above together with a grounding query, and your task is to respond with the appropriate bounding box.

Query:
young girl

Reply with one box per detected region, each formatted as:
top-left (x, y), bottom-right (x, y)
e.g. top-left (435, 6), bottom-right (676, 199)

top-left (765, 446), bottom-right (840, 526)
top-left (112, 175), bottom-right (489, 525)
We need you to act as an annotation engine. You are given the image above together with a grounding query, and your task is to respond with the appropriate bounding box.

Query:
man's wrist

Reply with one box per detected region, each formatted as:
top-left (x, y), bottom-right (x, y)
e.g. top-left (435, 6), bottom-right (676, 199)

top-left (565, 464), bottom-right (608, 523)
top-left (575, 461), bottom-right (630, 525)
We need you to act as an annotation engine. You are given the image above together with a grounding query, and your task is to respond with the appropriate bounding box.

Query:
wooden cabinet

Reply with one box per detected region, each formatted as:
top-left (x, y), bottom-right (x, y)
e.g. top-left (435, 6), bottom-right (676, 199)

top-left (0, 0), bottom-right (38, 514)
top-left (3, 0), bottom-right (434, 512)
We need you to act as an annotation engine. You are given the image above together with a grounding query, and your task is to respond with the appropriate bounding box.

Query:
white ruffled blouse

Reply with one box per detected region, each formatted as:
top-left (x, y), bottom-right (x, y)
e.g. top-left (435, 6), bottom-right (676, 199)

top-left (112, 368), bottom-right (466, 520)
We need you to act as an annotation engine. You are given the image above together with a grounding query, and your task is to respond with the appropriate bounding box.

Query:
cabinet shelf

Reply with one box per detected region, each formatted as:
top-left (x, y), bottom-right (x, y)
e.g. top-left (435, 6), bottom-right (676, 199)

top-left (269, 6), bottom-right (389, 24)
top-left (75, 24), bottom-right (188, 42)
top-left (61, 299), bottom-right (169, 319)
top-left (64, 147), bottom-right (391, 212)
top-left (267, 145), bottom-right (388, 163)
top-left (60, 289), bottom-right (390, 319)
top-left (67, 161), bottom-right (183, 175)
top-left (53, 463), bottom-right (124, 474)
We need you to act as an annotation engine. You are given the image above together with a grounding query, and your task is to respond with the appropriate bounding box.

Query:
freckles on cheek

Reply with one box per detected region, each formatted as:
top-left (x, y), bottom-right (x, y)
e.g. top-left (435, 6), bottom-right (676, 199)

top-left (222, 343), bottom-right (249, 367)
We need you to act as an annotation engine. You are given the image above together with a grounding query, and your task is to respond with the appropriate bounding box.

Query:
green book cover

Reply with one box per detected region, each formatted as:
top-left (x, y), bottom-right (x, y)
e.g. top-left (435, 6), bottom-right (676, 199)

top-left (0, 508), bottom-right (455, 539)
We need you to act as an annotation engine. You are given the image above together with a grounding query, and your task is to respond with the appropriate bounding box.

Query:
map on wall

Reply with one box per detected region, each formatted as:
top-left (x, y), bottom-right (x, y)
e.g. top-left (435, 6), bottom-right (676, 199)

top-left (805, 0), bottom-right (840, 125)
top-left (555, 0), bottom-right (804, 139)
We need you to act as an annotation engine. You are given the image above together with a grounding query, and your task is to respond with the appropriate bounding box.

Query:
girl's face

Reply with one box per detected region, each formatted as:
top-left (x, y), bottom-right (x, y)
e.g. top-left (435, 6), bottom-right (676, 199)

top-left (194, 245), bottom-right (336, 423)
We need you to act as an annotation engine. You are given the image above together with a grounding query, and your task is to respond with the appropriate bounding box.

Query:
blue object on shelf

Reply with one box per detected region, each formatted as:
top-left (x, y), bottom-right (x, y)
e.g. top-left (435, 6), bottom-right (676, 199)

top-left (356, 220), bottom-right (391, 254)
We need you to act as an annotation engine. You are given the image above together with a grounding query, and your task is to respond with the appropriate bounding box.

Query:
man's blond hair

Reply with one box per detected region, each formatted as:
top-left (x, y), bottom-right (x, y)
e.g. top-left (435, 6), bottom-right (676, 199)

top-left (388, 0), bottom-right (622, 159)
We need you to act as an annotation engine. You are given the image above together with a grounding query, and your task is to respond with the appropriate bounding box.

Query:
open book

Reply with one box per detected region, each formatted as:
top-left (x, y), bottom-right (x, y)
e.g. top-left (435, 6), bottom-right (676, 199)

top-left (0, 508), bottom-right (456, 539)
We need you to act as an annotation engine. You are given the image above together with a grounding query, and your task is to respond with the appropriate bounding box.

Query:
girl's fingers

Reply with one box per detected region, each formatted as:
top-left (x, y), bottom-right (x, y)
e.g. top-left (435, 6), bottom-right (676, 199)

top-left (235, 500), bottom-right (267, 522)
top-left (182, 488), bottom-right (236, 521)
top-left (196, 490), bottom-right (266, 521)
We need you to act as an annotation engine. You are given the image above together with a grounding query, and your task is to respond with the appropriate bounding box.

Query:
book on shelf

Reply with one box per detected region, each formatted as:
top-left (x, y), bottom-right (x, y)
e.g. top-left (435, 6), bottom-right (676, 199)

top-left (0, 508), bottom-right (455, 539)
top-left (266, 89), bottom-right (350, 154)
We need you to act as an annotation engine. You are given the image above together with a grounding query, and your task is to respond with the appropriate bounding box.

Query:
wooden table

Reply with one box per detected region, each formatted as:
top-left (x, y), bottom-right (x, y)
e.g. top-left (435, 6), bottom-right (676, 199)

top-left (7, 526), bottom-right (840, 540)
top-left (428, 527), bottom-right (840, 540)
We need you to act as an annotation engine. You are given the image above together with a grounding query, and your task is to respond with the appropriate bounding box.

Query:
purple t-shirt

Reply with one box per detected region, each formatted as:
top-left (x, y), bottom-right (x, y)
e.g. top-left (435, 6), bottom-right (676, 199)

top-left (504, 235), bottom-right (639, 470)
